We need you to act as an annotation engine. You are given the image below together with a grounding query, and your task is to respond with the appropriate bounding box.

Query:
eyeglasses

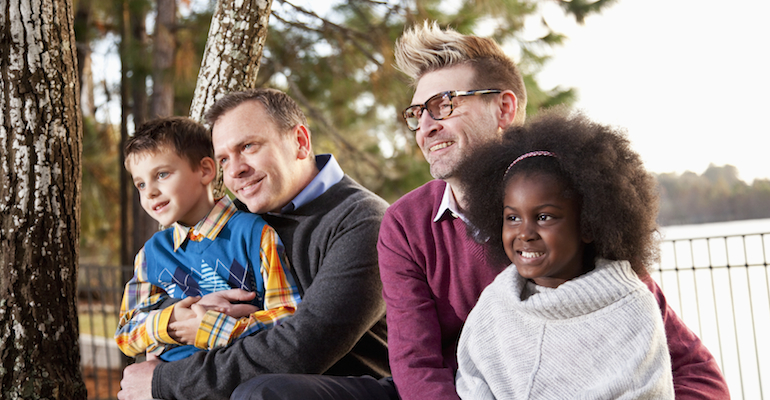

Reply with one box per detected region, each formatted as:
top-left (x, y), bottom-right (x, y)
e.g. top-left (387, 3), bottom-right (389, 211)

top-left (402, 89), bottom-right (502, 131)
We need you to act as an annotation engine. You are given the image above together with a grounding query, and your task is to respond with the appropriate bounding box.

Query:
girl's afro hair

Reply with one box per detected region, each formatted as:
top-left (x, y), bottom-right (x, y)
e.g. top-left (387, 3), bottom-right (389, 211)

top-left (459, 109), bottom-right (660, 276)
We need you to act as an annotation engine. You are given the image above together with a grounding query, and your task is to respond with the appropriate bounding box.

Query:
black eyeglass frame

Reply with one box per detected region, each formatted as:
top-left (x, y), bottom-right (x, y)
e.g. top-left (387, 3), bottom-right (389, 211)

top-left (402, 89), bottom-right (503, 131)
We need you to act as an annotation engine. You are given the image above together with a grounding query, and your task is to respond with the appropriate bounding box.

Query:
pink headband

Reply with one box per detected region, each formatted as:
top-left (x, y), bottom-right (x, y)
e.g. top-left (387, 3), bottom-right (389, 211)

top-left (504, 150), bottom-right (557, 177)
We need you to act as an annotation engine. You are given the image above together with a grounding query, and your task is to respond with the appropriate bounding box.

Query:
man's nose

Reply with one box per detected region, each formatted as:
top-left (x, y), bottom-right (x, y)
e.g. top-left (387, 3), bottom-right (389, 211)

top-left (226, 155), bottom-right (250, 178)
top-left (417, 111), bottom-right (441, 140)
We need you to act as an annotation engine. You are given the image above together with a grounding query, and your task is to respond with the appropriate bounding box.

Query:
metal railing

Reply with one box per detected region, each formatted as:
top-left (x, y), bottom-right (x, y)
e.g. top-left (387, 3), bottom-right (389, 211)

top-left (78, 264), bottom-right (131, 400)
top-left (652, 232), bottom-right (770, 399)
top-left (77, 233), bottom-right (770, 399)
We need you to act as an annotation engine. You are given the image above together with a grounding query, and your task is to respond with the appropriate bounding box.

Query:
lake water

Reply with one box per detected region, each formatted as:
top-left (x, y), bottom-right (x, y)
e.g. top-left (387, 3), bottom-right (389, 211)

top-left (653, 218), bottom-right (770, 399)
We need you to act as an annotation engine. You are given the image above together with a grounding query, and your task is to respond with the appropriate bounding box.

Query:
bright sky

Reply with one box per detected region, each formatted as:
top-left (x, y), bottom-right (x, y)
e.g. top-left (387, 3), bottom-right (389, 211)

top-left (104, 0), bottom-right (770, 183)
top-left (533, 0), bottom-right (770, 183)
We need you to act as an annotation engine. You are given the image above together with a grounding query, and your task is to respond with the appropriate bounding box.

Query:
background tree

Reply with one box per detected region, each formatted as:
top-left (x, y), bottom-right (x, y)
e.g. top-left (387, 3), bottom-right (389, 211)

top-left (151, 0), bottom-right (177, 118)
top-left (657, 165), bottom-right (770, 225)
top-left (0, 0), bottom-right (86, 397)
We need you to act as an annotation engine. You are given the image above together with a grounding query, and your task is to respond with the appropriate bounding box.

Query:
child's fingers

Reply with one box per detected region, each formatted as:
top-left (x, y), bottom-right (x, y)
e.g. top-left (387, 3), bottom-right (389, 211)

top-left (177, 296), bottom-right (201, 308)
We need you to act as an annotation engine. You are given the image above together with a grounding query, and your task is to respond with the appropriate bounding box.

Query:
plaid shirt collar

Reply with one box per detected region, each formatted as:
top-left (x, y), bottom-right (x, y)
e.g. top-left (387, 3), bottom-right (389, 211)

top-left (171, 196), bottom-right (237, 251)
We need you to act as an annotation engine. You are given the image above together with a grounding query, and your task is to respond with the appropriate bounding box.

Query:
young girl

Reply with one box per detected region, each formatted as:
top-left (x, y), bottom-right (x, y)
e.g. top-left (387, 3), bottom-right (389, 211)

top-left (455, 111), bottom-right (675, 399)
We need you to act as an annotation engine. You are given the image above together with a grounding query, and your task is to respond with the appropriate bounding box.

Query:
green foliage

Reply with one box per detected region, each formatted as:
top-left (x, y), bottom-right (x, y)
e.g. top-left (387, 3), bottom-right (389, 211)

top-left (656, 164), bottom-right (770, 225)
top-left (263, 0), bottom-right (609, 202)
top-left (80, 117), bottom-right (122, 265)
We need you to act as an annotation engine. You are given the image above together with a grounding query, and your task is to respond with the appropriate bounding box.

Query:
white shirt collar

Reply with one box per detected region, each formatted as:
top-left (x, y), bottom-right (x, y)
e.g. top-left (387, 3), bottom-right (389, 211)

top-left (434, 182), bottom-right (469, 223)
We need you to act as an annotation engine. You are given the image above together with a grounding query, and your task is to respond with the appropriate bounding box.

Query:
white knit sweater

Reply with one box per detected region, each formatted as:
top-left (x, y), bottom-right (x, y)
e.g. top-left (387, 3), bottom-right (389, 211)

top-left (456, 259), bottom-right (674, 399)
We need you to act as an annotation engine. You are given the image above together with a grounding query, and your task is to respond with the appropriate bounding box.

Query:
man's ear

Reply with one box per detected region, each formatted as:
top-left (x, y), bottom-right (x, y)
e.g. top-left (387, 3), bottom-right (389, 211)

top-left (199, 157), bottom-right (217, 185)
top-left (293, 124), bottom-right (312, 160)
top-left (497, 90), bottom-right (518, 129)
top-left (582, 232), bottom-right (594, 244)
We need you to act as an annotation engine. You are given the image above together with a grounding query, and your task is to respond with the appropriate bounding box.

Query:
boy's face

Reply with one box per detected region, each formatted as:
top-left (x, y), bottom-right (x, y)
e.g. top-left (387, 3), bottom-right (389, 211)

top-left (127, 149), bottom-right (214, 227)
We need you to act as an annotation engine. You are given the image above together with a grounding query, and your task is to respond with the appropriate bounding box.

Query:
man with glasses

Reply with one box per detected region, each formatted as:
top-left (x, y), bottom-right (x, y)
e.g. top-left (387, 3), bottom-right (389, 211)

top-left (379, 21), bottom-right (729, 400)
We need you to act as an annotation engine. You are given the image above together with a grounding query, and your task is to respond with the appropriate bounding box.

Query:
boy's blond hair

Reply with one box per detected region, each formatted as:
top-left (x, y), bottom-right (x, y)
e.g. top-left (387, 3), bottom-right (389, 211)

top-left (395, 21), bottom-right (527, 125)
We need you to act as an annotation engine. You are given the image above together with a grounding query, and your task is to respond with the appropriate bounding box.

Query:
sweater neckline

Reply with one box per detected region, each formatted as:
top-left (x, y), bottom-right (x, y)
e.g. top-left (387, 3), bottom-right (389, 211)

top-left (506, 259), bottom-right (643, 320)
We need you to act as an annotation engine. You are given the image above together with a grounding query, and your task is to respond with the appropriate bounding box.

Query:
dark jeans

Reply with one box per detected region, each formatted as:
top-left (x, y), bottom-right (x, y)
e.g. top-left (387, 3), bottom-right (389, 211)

top-left (230, 374), bottom-right (399, 400)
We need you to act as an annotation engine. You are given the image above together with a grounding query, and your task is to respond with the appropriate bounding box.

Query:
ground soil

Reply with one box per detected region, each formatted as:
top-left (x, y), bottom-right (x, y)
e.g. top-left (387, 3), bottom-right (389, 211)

top-left (83, 366), bottom-right (122, 400)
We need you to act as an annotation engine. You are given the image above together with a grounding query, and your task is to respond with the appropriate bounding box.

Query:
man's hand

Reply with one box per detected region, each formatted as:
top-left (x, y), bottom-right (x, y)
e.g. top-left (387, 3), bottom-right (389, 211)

top-left (196, 289), bottom-right (259, 318)
top-left (117, 357), bottom-right (160, 400)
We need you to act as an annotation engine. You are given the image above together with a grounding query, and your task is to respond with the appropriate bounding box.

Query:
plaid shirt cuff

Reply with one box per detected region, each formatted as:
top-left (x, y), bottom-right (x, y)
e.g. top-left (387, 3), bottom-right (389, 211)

top-left (195, 310), bottom-right (238, 350)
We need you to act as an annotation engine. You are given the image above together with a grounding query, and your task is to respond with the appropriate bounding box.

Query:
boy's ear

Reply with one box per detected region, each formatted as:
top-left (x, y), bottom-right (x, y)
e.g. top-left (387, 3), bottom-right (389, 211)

top-left (199, 157), bottom-right (217, 185)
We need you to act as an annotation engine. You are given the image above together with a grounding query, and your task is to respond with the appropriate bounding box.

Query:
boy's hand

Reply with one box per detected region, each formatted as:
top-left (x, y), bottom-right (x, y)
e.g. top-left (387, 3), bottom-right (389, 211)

top-left (168, 296), bottom-right (200, 324)
top-left (167, 296), bottom-right (201, 344)
top-left (168, 301), bottom-right (207, 344)
top-left (196, 289), bottom-right (259, 318)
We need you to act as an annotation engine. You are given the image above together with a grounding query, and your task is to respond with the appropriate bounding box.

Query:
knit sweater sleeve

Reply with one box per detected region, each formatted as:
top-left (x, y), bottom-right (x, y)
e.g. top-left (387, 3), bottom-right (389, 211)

top-left (642, 276), bottom-right (730, 399)
top-left (378, 205), bottom-right (461, 400)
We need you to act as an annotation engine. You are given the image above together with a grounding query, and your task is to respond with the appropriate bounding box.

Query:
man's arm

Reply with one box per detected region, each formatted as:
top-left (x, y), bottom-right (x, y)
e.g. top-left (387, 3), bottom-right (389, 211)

top-left (148, 197), bottom-right (387, 400)
top-left (642, 276), bottom-right (731, 399)
top-left (378, 210), bottom-right (461, 400)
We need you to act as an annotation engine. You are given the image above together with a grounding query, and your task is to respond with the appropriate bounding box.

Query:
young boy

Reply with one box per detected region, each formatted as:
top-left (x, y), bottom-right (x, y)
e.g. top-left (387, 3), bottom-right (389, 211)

top-left (114, 116), bottom-right (301, 362)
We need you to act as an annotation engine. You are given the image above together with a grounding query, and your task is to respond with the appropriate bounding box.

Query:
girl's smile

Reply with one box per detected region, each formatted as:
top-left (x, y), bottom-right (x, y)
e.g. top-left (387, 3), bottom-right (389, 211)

top-left (502, 172), bottom-right (592, 288)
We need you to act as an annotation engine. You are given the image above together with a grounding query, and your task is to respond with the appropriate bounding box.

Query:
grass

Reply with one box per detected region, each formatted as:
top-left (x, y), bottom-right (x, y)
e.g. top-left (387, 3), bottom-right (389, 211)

top-left (79, 312), bottom-right (119, 338)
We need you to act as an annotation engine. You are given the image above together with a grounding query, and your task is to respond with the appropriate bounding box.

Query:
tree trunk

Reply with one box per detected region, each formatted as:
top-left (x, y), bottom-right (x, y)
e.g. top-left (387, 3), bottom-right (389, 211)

top-left (74, 0), bottom-right (95, 118)
top-left (150, 0), bottom-right (177, 118)
top-left (125, 0), bottom-right (157, 257)
top-left (189, 0), bottom-right (273, 122)
top-left (119, 0), bottom-right (132, 267)
top-left (190, 0), bottom-right (273, 196)
top-left (0, 0), bottom-right (86, 398)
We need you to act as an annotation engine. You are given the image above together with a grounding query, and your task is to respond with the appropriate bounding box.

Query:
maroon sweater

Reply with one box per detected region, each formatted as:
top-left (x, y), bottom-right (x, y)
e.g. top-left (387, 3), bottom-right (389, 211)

top-left (378, 179), bottom-right (729, 400)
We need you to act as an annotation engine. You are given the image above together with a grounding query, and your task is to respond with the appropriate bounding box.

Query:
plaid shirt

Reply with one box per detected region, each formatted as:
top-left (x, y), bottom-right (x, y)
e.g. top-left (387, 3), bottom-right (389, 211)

top-left (115, 196), bottom-right (301, 357)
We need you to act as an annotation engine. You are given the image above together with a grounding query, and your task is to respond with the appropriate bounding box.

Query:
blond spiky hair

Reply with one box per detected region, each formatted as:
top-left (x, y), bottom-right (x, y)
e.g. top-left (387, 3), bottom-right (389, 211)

top-left (395, 21), bottom-right (468, 82)
top-left (394, 21), bottom-right (527, 124)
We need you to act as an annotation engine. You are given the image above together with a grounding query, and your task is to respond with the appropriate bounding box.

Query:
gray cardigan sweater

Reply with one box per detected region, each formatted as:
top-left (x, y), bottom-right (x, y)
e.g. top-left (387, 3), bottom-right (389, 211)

top-left (153, 176), bottom-right (390, 400)
top-left (456, 259), bottom-right (675, 399)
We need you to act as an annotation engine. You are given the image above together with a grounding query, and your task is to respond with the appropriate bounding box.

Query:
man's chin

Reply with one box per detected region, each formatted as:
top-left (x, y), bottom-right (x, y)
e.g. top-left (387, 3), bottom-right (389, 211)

top-left (430, 166), bottom-right (457, 181)
top-left (238, 197), bottom-right (264, 214)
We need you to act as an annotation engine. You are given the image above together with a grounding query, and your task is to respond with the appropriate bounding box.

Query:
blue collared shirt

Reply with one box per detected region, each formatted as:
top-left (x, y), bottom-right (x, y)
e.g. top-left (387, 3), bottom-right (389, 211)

top-left (281, 154), bottom-right (344, 213)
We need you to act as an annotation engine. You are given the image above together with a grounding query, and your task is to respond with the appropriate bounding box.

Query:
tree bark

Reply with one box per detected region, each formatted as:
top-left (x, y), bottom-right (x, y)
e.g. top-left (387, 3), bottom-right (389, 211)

top-left (190, 0), bottom-right (273, 197)
top-left (0, 0), bottom-right (86, 398)
top-left (189, 0), bottom-right (273, 122)
top-left (150, 0), bottom-right (177, 118)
